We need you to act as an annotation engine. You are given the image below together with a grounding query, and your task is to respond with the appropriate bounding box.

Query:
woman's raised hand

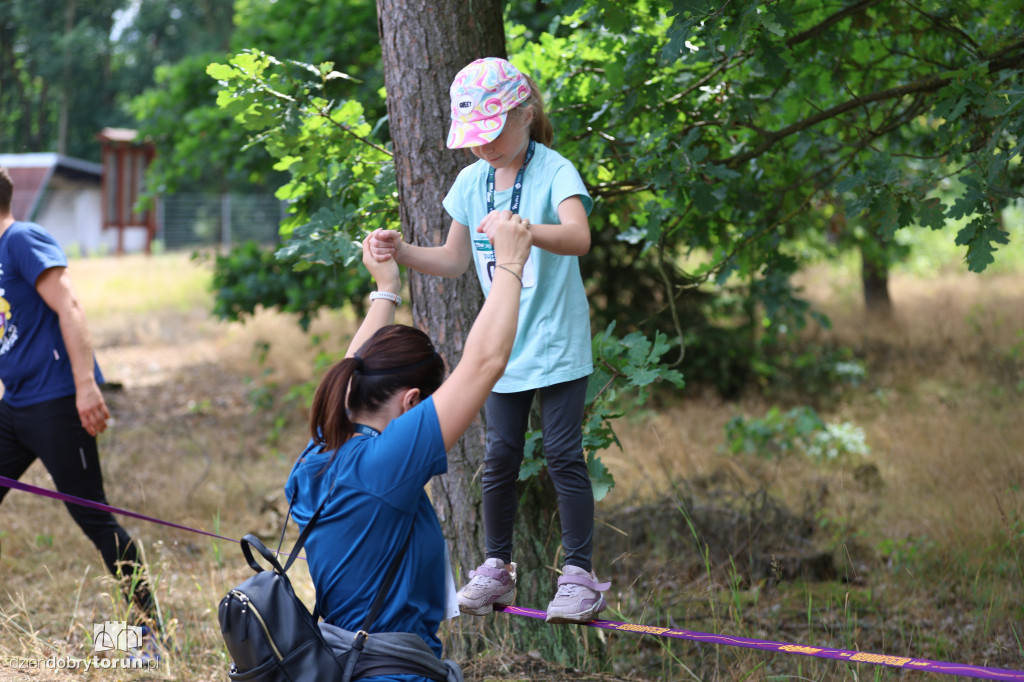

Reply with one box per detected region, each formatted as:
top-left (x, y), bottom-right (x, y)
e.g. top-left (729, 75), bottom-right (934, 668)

top-left (490, 210), bottom-right (533, 268)
top-left (368, 229), bottom-right (402, 263)
top-left (362, 230), bottom-right (401, 294)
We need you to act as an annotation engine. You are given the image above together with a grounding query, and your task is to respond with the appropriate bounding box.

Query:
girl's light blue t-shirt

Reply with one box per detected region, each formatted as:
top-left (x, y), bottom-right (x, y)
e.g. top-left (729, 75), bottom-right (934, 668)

top-left (443, 143), bottom-right (594, 392)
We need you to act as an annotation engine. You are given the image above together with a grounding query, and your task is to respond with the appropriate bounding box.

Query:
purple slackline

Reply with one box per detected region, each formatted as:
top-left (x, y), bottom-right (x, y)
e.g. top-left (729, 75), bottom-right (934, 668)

top-left (0, 473), bottom-right (240, 544)
top-left (496, 606), bottom-right (1024, 681)
top-left (5, 473), bottom-right (1023, 679)
top-left (0, 474), bottom-right (306, 562)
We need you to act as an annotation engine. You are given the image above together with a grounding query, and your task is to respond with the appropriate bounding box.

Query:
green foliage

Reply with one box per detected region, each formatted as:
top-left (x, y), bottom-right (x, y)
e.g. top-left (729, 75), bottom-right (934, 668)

top-left (120, 0), bottom-right (1024, 405)
top-left (207, 50), bottom-right (397, 263)
top-left (877, 536), bottom-right (932, 571)
top-left (726, 406), bottom-right (824, 459)
top-left (1, 0), bottom-right (233, 162)
top-left (506, 0), bottom-right (1023, 346)
top-left (584, 323), bottom-right (685, 497)
top-left (194, 0), bottom-right (1022, 503)
top-left (7, 2), bottom-right (1023, 399)
top-left (1, 0), bottom-right (124, 160)
top-left (129, 52), bottom-right (277, 194)
top-left (203, 241), bottom-right (370, 331)
top-left (130, 0), bottom-right (382, 194)
top-left (725, 406), bottom-right (871, 462)
top-left (899, 198), bottom-right (1024, 275)
top-left (754, 342), bottom-right (870, 404)
top-left (519, 322), bottom-right (685, 501)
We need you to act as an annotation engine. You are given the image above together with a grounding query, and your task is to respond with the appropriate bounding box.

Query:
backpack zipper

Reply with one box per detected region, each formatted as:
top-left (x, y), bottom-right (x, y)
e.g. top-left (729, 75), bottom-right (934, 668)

top-left (231, 590), bottom-right (284, 661)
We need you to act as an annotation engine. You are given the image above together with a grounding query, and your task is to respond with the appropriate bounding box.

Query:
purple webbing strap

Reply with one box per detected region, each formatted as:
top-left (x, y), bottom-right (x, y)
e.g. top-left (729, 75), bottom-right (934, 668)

top-left (0, 473), bottom-right (238, 544)
top-left (495, 606), bottom-right (1024, 681)
top-left (7, 470), bottom-right (1022, 679)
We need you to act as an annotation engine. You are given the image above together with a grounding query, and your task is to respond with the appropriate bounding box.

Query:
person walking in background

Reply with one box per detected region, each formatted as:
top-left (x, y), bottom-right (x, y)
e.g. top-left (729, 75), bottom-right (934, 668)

top-left (286, 214), bottom-right (531, 680)
top-left (369, 57), bottom-right (609, 624)
top-left (0, 166), bottom-right (161, 639)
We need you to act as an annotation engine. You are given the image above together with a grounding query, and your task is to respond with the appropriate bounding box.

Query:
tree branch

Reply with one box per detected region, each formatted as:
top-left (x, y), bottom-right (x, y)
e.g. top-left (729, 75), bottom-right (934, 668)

top-left (901, 0), bottom-right (981, 53)
top-left (717, 44), bottom-right (1024, 169)
top-left (312, 101), bottom-right (393, 157)
top-left (590, 180), bottom-right (652, 199)
top-left (785, 0), bottom-right (887, 48)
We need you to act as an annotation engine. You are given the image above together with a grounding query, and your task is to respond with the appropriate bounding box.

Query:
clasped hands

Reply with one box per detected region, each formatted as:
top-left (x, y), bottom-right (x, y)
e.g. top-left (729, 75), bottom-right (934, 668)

top-left (366, 210), bottom-right (531, 266)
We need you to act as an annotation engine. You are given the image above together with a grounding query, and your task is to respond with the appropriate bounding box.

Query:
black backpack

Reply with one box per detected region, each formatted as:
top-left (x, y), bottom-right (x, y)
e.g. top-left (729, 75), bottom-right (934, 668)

top-left (218, 501), bottom-right (447, 681)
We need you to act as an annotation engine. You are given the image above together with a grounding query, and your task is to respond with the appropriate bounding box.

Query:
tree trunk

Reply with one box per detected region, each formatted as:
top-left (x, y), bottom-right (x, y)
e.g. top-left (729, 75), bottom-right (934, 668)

top-left (375, 0), bottom-right (505, 654)
top-left (861, 243), bottom-right (893, 318)
top-left (57, 0), bottom-right (78, 156)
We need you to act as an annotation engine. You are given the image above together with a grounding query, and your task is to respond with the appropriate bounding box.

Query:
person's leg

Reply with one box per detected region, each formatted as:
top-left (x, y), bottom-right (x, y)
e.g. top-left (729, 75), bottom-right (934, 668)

top-left (457, 389), bottom-right (534, 616)
top-left (481, 389), bottom-right (534, 563)
top-left (538, 376), bottom-right (593, 571)
top-left (539, 376), bottom-right (610, 623)
top-left (17, 396), bottom-right (157, 626)
top-left (0, 400), bottom-right (39, 505)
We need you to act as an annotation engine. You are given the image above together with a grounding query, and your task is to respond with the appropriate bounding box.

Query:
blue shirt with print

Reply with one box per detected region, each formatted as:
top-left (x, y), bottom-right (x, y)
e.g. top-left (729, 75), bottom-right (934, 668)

top-left (0, 221), bottom-right (103, 407)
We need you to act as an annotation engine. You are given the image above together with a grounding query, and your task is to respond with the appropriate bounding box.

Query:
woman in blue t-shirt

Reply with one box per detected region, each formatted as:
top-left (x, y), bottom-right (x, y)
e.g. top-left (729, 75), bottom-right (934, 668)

top-left (286, 211), bottom-right (531, 681)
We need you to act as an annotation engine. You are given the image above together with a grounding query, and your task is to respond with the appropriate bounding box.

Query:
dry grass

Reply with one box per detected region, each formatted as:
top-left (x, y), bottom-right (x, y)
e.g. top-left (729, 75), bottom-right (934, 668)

top-left (1, 252), bottom-right (1023, 680)
top-left (800, 267), bottom-right (1024, 544)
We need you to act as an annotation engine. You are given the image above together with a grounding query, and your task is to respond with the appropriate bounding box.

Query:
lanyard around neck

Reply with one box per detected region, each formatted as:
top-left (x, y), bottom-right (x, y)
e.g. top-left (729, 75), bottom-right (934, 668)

top-left (353, 423), bottom-right (381, 437)
top-left (486, 139), bottom-right (536, 214)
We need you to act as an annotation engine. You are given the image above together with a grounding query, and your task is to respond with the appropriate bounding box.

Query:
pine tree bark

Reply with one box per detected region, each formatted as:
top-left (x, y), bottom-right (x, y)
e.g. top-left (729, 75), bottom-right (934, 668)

top-left (375, 0), bottom-right (505, 616)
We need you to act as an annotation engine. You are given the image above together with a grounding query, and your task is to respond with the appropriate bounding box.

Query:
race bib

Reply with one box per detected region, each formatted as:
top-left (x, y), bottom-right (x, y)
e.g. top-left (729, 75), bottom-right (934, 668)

top-left (473, 236), bottom-right (535, 289)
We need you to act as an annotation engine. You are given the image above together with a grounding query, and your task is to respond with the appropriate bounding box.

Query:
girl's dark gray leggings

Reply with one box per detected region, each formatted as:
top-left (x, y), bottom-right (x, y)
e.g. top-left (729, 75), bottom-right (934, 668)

top-left (482, 376), bottom-right (594, 572)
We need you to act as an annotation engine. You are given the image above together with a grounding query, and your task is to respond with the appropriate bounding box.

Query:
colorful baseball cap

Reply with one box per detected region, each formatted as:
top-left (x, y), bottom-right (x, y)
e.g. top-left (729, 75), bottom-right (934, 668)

top-left (446, 57), bottom-right (532, 149)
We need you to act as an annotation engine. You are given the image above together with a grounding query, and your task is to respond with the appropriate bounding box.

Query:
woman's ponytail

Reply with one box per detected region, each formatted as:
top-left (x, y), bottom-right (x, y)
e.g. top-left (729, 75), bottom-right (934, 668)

top-left (309, 358), bottom-right (358, 450)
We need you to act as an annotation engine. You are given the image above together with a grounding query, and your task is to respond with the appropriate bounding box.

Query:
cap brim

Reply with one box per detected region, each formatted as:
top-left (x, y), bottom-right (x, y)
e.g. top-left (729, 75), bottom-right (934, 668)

top-left (446, 112), bottom-right (507, 149)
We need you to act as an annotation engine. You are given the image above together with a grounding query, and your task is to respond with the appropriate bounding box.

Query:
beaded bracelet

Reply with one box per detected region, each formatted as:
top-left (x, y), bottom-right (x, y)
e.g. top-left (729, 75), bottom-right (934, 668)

top-left (496, 264), bottom-right (523, 285)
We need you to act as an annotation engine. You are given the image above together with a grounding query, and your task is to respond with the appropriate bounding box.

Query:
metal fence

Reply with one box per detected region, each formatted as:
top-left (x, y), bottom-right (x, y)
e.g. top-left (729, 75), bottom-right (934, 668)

top-left (158, 193), bottom-right (284, 251)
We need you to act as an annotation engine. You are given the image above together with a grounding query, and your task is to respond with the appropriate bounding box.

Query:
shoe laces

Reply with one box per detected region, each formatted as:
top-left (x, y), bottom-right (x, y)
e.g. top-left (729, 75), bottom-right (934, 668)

top-left (468, 572), bottom-right (499, 588)
top-left (555, 579), bottom-right (591, 599)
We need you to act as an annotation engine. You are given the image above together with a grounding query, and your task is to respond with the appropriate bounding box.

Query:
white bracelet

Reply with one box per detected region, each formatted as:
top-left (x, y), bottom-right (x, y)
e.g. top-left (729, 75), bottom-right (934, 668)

top-left (369, 291), bottom-right (402, 306)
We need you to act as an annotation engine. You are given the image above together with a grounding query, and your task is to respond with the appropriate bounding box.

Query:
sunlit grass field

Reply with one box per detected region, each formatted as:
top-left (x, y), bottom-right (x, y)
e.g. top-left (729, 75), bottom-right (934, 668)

top-left (70, 252), bottom-right (212, 317)
top-left (1, 222), bottom-right (1022, 680)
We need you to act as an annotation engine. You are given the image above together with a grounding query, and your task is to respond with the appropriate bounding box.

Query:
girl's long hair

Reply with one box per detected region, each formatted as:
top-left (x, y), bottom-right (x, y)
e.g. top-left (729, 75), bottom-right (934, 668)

top-left (521, 73), bottom-right (554, 147)
top-left (309, 325), bottom-right (445, 451)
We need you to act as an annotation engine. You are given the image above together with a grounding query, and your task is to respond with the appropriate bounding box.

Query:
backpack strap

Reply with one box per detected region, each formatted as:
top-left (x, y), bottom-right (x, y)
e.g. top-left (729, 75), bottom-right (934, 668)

top-left (343, 523), bottom-right (416, 682)
top-left (240, 497), bottom-right (328, 575)
top-left (281, 498), bottom-right (326, 573)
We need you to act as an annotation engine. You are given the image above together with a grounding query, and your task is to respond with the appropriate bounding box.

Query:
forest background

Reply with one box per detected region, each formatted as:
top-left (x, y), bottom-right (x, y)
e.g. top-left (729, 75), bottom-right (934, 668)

top-left (1, 0), bottom-right (1023, 680)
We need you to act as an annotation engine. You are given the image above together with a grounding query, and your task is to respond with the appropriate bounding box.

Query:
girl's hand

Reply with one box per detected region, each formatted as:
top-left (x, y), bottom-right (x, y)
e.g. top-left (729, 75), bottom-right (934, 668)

top-left (362, 230), bottom-right (401, 293)
top-left (475, 211), bottom-right (499, 243)
top-left (368, 229), bottom-right (402, 262)
top-left (477, 211), bottom-right (529, 244)
top-left (490, 210), bottom-right (532, 267)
